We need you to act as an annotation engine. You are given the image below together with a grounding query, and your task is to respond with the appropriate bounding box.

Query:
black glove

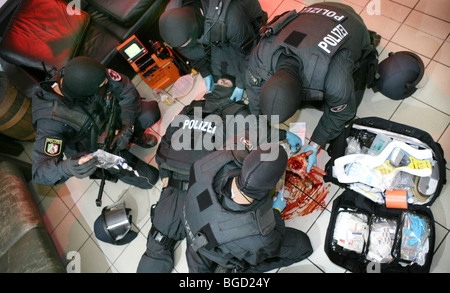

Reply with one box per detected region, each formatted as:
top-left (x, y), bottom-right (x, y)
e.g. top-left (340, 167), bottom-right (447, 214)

top-left (60, 156), bottom-right (99, 179)
top-left (111, 125), bottom-right (134, 153)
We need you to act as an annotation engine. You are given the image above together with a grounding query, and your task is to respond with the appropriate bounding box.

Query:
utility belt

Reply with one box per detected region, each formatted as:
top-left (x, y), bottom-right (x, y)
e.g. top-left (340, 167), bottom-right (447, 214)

top-left (168, 177), bottom-right (190, 191)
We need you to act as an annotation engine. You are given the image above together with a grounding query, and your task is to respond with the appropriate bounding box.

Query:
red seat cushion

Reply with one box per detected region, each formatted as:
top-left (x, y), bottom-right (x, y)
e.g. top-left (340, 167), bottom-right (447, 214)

top-left (0, 0), bottom-right (90, 70)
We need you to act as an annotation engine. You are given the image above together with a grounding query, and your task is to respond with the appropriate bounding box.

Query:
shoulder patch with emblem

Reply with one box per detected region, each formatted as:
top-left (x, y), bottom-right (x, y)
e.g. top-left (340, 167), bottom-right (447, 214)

top-left (330, 104), bottom-right (347, 113)
top-left (107, 69), bottom-right (122, 81)
top-left (44, 138), bottom-right (62, 156)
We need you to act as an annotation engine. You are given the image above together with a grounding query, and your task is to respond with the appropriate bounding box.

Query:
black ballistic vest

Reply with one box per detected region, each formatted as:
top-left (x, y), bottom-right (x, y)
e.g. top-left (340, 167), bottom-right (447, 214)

top-left (156, 94), bottom-right (248, 180)
top-left (32, 91), bottom-right (108, 153)
top-left (250, 2), bottom-right (371, 100)
top-left (183, 149), bottom-right (276, 267)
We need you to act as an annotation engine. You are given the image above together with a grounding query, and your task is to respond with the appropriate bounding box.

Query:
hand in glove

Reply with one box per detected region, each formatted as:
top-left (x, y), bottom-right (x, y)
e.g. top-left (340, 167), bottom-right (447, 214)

top-left (204, 75), bottom-right (215, 93)
top-left (230, 87), bottom-right (244, 102)
top-left (272, 192), bottom-right (286, 213)
top-left (60, 155), bottom-right (98, 179)
top-left (285, 130), bottom-right (302, 153)
top-left (111, 125), bottom-right (134, 153)
top-left (304, 145), bottom-right (319, 173)
top-left (288, 150), bottom-right (326, 186)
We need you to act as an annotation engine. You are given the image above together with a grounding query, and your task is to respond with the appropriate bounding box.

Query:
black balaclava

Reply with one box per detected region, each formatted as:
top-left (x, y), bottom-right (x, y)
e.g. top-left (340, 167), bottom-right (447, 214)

top-left (205, 83), bottom-right (235, 101)
top-left (236, 144), bottom-right (288, 200)
top-left (59, 56), bottom-right (107, 101)
top-left (159, 7), bottom-right (199, 48)
top-left (259, 55), bottom-right (302, 123)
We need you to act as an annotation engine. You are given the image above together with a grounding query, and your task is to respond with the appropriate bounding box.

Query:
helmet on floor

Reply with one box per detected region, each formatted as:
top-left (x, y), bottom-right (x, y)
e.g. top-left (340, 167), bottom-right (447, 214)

top-left (373, 51), bottom-right (425, 100)
top-left (94, 201), bottom-right (137, 245)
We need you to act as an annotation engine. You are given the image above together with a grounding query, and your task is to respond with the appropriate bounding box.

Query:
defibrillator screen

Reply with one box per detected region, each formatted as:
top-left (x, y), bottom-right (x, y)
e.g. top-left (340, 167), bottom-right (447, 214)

top-left (118, 36), bottom-right (147, 62)
top-left (124, 44), bottom-right (142, 59)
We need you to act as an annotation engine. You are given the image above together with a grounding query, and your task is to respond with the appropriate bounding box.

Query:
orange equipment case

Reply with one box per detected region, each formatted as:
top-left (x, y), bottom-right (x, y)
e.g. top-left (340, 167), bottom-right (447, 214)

top-left (117, 35), bottom-right (180, 91)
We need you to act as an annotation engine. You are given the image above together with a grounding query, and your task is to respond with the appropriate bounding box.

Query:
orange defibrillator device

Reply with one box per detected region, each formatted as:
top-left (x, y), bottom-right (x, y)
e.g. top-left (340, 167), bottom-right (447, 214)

top-left (117, 35), bottom-right (180, 90)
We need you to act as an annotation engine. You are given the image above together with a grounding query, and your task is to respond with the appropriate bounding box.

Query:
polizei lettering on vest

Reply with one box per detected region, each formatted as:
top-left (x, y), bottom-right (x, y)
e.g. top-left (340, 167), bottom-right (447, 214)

top-left (317, 24), bottom-right (348, 54)
top-left (300, 6), bottom-right (345, 22)
top-left (183, 119), bottom-right (217, 134)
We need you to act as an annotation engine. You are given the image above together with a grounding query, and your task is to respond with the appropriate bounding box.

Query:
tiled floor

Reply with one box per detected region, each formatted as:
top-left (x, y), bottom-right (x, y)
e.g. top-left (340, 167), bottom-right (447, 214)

top-left (14, 0), bottom-right (450, 273)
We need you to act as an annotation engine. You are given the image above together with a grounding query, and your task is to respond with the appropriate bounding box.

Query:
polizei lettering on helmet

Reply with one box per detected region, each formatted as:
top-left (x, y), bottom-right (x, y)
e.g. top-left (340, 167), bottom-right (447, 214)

top-left (317, 24), bottom-right (348, 54)
top-left (183, 119), bottom-right (217, 134)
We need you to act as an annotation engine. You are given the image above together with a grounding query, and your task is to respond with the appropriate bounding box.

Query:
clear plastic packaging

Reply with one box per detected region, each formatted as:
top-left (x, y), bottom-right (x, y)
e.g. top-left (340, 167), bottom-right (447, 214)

top-left (367, 217), bottom-right (397, 263)
top-left (332, 211), bottom-right (369, 253)
top-left (396, 212), bottom-right (430, 266)
top-left (90, 149), bottom-right (125, 169)
top-left (154, 89), bottom-right (175, 105)
top-left (368, 133), bottom-right (392, 155)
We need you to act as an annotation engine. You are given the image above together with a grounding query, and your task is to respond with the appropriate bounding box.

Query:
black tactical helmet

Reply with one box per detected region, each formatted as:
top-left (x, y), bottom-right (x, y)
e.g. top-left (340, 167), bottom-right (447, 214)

top-left (373, 51), bottom-right (425, 100)
top-left (236, 144), bottom-right (288, 200)
top-left (159, 7), bottom-right (199, 47)
top-left (259, 69), bottom-right (302, 123)
top-left (58, 56), bottom-right (107, 100)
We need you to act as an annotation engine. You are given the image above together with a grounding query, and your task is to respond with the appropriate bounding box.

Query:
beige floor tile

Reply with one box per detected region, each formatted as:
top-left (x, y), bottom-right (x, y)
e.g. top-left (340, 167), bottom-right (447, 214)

top-left (415, 0), bottom-right (450, 22)
top-left (78, 237), bottom-right (112, 273)
top-left (38, 189), bottom-right (70, 234)
top-left (391, 0), bottom-right (419, 8)
top-left (405, 10), bottom-right (450, 40)
top-left (434, 39), bottom-right (450, 67)
top-left (380, 41), bottom-right (431, 66)
top-left (375, 0), bottom-right (412, 22)
top-left (113, 232), bottom-right (147, 273)
top-left (51, 211), bottom-right (90, 265)
top-left (431, 227), bottom-right (450, 273)
top-left (390, 98), bottom-right (450, 141)
top-left (438, 124), bottom-right (450, 166)
top-left (344, 0), bottom-right (371, 9)
top-left (54, 177), bottom-right (94, 210)
top-left (413, 61), bottom-right (450, 116)
top-left (306, 209), bottom-right (347, 273)
top-left (357, 90), bottom-right (402, 120)
top-left (272, 0), bottom-right (308, 17)
top-left (360, 8), bottom-right (402, 40)
top-left (70, 181), bottom-right (115, 233)
top-left (391, 24), bottom-right (444, 58)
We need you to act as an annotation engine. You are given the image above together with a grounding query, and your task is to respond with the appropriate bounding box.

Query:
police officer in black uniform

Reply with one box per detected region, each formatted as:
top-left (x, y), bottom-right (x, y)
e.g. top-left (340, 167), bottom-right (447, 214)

top-left (136, 77), bottom-right (302, 273)
top-left (183, 144), bottom-right (313, 273)
top-left (158, 0), bottom-right (267, 101)
top-left (246, 2), bottom-right (379, 174)
top-left (32, 56), bottom-right (161, 189)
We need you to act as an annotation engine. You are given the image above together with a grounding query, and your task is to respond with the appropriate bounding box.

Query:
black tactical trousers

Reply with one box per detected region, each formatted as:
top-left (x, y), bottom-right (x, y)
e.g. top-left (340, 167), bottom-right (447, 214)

top-left (244, 227), bottom-right (313, 273)
top-left (137, 186), bottom-right (187, 273)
